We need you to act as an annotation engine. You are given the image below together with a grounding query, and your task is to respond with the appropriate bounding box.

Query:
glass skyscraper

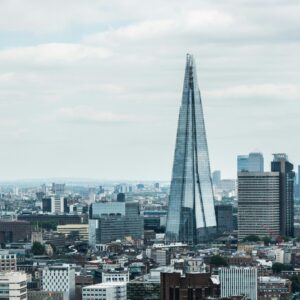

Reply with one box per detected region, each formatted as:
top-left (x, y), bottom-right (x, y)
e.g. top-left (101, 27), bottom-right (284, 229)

top-left (166, 54), bottom-right (216, 244)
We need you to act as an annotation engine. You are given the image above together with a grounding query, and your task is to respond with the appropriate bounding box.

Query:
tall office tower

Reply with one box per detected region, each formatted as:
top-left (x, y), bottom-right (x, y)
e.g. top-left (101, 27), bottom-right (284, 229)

top-left (238, 172), bottom-right (280, 240)
top-left (52, 183), bottom-right (65, 196)
top-left (237, 152), bottom-right (264, 173)
top-left (166, 54), bottom-right (216, 244)
top-left (271, 153), bottom-right (295, 237)
top-left (212, 170), bottom-right (221, 187)
top-left (219, 267), bottom-right (257, 300)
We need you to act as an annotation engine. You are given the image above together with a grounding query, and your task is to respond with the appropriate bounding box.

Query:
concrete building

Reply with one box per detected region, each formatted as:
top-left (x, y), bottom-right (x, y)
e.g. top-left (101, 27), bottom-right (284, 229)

top-left (151, 249), bottom-right (170, 266)
top-left (102, 270), bottom-right (129, 283)
top-left (215, 204), bottom-right (234, 233)
top-left (89, 201), bottom-right (143, 246)
top-left (258, 276), bottom-right (292, 299)
top-left (219, 267), bottom-right (257, 300)
top-left (82, 282), bottom-right (126, 300)
top-left (271, 153), bottom-right (295, 237)
top-left (0, 220), bottom-right (32, 243)
top-left (42, 264), bottom-right (75, 300)
top-left (0, 250), bottom-right (17, 271)
top-left (238, 172), bottom-right (280, 240)
top-left (160, 272), bottom-right (219, 300)
top-left (57, 224), bottom-right (89, 241)
top-left (0, 271), bottom-right (27, 300)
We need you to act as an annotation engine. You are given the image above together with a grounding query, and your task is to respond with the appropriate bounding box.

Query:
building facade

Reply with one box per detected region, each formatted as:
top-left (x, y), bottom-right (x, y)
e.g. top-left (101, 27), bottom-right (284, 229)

top-left (215, 205), bottom-right (234, 233)
top-left (271, 153), bottom-right (295, 237)
top-left (237, 152), bottom-right (264, 173)
top-left (42, 264), bottom-right (75, 300)
top-left (238, 172), bottom-right (280, 240)
top-left (82, 282), bottom-right (126, 300)
top-left (0, 271), bottom-right (27, 300)
top-left (219, 267), bottom-right (257, 300)
top-left (166, 54), bottom-right (216, 245)
top-left (0, 250), bottom-right (17, 272)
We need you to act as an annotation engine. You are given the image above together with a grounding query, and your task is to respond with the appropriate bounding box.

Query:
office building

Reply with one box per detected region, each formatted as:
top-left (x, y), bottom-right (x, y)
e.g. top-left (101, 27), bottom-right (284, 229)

top-left (18, 214), bottom-right (81, 226)
top-left (160, 272), bottom-right (219, 300)
top-left (166, 54), bottom-right (216, 245)
top-left (238, 172), bottom-right (280, 240)
top-left (42, 264), bottom-right (75, 300)
top-left (102, 270), bottom-right (129, 283)
top-left (57, 224), bottom-right (89, 241)
top-left (219, 267), bottom-right (257, 300)
top-left (42, 197), bottom-right (68, 214)
top-left (212, 170), bottom-right (221, 187)
top-left (89, 201), bottom-right (143, 245)
top-left (258, 277), bottom-right (292, 299)
top-left (82, 282), bottom-right (126, 300)
top-left (0, 220), bottom-right (32, 243)
top-left (0, 250), bottom-right (17, 272)
top-left (237, 152), bottom-right (264, 173)
top-left (215, 205), bottom-right (234, 233)
top-left (52, 183), bottom-right (65, 196)
top-left (271, 153), bottom-right (295, 237)
top-left (0, 271), bottom-right (27, 300)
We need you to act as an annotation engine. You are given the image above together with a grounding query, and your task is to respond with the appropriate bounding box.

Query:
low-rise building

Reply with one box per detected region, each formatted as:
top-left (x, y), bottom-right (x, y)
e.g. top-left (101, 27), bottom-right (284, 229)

top-left (82, 282), bottom-right (126, 300)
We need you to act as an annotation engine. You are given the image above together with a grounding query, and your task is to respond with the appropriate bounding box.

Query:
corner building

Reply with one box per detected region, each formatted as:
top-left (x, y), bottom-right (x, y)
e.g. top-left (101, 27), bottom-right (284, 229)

top-left (166, 54), bottom-right (216, 244)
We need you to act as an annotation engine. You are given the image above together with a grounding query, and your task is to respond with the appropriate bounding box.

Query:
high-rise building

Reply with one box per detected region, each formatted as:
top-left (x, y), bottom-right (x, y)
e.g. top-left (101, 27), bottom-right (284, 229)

top-left (52, 183), bottom-right (65, 196)
top-left (88, 201), bottom-right (143, 245)
top-left (215, 205), bottom-right (233, 233)
top-left (212, 170), bottom-right (221, 187)
top-left (271, 153), bottom-right (295, 237)
top-left (219, 267), bottom-right (257, 300)
top-left (166, 54), bottom-right (216, 244)
top-left (237, 152), bottom-right (264, 173)
top-left (42, 264), bottom-right (75, 300)
top-left (0, 271), bottom-right (27, 300)
top-left (238, 172), bottom-right (280, 240)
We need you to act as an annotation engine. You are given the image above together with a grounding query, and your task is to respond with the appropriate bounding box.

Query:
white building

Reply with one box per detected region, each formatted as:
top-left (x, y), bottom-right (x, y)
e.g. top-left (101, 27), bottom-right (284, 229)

top-left (0, 271), bottom-right (27, 300)
top-left (102, 271), bottom-right (129, 283)
top-left (82, 282), bottom-right (126, 300)
top-left (219, 267), bottom-right (257, 300)
top-left (0, 250), bottom-right (17, 271)
top-left (42, 264), bottom-right (75, 300)
top-left (51, 196), bottom-right (65, 214)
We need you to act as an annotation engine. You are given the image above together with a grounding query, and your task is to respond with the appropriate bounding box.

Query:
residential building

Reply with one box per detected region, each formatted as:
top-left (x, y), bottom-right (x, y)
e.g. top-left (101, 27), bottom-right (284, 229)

top-left (82, 282), bottom-right (126, 300)
top-left (219, 267), bottom-right (257, 300)
top-left (238, 172), bottom-right (280, 240)
top-left (42, 264), bottom-right (75, 300)
top-left (0, 271), bottom-right (27, 300)
top-left (166, 54), bottom-right (217, 245)
top-left (258, 276), bottom-right (292, 299)
top-left (0, 250), bottom-right (17, 271)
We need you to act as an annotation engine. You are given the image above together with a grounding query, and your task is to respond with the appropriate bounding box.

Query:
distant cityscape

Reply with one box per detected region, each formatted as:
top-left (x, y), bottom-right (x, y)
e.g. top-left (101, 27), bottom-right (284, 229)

top-left (0, 55), bottom-right (299, 300)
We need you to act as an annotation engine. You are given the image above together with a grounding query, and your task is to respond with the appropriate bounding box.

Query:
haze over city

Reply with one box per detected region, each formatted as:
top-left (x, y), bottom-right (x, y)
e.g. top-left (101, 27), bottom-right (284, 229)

top-left (0, 0), bottom-right (299, 181)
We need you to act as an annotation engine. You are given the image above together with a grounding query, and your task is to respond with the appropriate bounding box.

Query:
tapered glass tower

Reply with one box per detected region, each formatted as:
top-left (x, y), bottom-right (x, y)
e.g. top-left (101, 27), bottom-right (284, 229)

top-left (166, 54), bottom-right (216, 244)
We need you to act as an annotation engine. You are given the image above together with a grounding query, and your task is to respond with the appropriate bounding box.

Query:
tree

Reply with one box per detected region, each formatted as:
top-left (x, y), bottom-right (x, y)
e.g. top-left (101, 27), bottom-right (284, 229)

top-left (31, 241), bottom-right (45, 255)
top-left (262, 236), bottom-right (272, 246)
top-left (272, 262), bottom-right (292, 274)
top-left (210, 255), bottom-right (228, 267)
top-left (243, 235), bottom-right (260, 242)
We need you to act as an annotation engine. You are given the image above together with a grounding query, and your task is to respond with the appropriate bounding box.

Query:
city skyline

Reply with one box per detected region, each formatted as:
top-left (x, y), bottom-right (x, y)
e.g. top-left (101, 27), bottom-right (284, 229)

top-left (0, 1), bottom-right (300, 180)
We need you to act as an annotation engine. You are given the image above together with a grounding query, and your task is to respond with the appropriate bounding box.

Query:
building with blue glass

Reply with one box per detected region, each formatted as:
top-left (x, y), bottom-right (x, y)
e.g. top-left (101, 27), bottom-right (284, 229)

top-left (165, 54), bottom-right (216, 244)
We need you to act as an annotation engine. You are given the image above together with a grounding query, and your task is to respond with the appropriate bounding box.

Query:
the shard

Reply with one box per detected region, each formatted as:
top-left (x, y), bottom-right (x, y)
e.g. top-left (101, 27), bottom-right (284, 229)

top-left (166, 54), bottom-right (216, 244)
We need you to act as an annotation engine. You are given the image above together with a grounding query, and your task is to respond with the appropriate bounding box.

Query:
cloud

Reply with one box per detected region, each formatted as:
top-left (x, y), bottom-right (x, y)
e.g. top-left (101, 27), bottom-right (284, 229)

top-left (206, 84), bottom-right (300, 100)
top-left (0, 43), bottom-right (110, 66)
top-left (55, 106), bottom-right (140, 124)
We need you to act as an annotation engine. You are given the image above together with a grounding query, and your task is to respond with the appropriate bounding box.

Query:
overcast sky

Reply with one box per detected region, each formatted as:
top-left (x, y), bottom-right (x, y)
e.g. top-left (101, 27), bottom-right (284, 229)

top-left (0, 0), bottom-right (299, 181)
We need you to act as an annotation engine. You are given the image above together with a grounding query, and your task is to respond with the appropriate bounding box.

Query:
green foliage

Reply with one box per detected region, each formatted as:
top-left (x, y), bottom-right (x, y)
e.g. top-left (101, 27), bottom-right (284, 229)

top-left (31, 241), bottom-right (45, 255)
top-left (210, 255), bottom-right (228, 267)
top-left (272, 262), bottom-right (293, 274)
top-left (290, 275), bottom-right (300, 292)
top-left (243, 235), bottom-right (260, 242)
top-left (262, 236), bottom-right (272, 246)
